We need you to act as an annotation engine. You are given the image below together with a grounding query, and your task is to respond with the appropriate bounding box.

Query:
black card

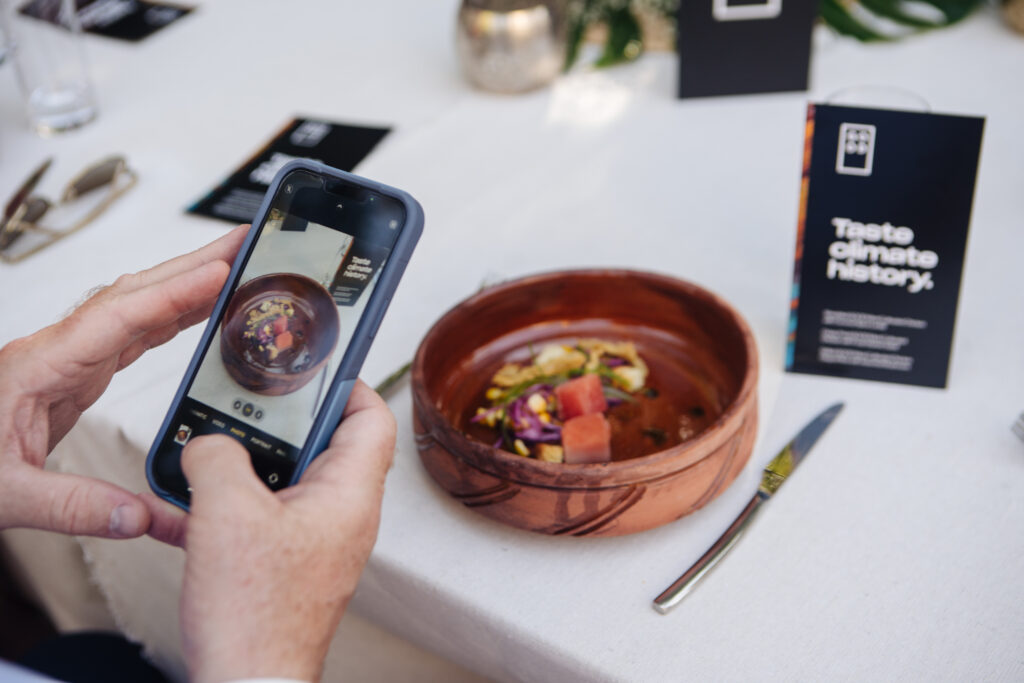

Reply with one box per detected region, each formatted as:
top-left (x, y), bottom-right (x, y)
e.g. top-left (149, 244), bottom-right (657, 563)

top-left (676, 0), bottom-right (817, 98)
top-left (20, 0), bottom-right (193, 42)
top-left (188, 118), bottom-right (391, 225)
top-left (329, 242), bottom-right (390, 307)
top-left (786, 104), bottom-right (985, 388)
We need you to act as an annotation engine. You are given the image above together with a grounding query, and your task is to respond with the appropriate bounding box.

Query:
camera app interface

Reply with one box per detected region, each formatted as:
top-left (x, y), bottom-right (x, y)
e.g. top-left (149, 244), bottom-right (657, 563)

top-left (152, 171), bottom-right (403, 496)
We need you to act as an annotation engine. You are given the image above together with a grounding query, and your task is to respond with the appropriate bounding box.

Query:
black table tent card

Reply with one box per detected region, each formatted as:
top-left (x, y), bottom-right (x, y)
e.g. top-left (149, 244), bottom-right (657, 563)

top-left (188, 118), bottom-right (391, 225)
top-left (786, 104), bottom-right (984, 388)
top-left (21, 0), bottom-right (193, 42)
top-left (329, 241), bottom-right (390, 307)
top-left (676, 0), bottom-right (817, 98)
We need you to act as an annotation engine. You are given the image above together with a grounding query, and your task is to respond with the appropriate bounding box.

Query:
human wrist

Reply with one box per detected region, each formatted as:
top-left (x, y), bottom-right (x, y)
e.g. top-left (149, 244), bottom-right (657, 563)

top-left (186, 623), bottom-right (329, 683)
top-left (189, 650), bottom-right (322, 683)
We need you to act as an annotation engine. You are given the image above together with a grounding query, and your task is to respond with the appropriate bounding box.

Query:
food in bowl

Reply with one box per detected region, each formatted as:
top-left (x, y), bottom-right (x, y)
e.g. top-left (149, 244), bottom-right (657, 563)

top-left (240, 296), bottom-right (310, 369)
top-left (220, 273), bottom-right (340, 396)
top-left (469, 338), bottom-right (715, 464)
top-left (411, 269), bottom-right (758, 537)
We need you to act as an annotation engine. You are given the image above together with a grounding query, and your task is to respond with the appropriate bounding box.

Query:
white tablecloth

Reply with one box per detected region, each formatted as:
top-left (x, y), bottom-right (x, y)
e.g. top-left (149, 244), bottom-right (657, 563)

top-left (1, 1), bottom-right (1022, 681)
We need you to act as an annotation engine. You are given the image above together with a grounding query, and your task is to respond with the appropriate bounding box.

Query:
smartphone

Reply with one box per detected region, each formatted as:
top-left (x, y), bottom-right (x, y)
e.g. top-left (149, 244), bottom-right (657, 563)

top-left (146, 159), bottom-right (423, 509)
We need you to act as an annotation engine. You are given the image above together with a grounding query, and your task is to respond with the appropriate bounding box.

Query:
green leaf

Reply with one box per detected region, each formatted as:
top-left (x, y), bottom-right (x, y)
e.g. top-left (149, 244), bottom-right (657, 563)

top-left (564, 4), bottom-right (589, 71)
top-left (857, 0), bottom-right (943, 27)
top-left (820, 0), bottom-right (982, 40)
top-left (594, 6), bottom-right (643, 68)
top-left (603, 384), bottom-right (638, 403)
top-left (819, 0), bottom-right (889, 40)
top-left (920, 0), bottom-right (977, 22)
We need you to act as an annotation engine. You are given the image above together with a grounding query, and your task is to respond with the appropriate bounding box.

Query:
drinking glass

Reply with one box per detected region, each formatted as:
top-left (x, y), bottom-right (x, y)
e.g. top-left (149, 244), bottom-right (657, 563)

top-left (0, 0), bottom-right (97, 135)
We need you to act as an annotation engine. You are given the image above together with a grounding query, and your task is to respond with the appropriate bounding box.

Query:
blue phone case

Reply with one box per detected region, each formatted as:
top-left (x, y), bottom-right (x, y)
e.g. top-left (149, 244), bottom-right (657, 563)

top-left (146, 159), bottom-right (423, 510)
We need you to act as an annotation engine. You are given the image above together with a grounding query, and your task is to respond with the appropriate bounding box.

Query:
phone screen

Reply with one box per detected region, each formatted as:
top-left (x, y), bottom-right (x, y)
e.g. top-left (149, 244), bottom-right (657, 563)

top-left (150, 169), bottom-right (405, 499)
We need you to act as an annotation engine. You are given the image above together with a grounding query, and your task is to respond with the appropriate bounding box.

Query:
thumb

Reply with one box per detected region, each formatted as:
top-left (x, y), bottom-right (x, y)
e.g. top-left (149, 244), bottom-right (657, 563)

top-left (1, 465), bottom-right (150, 538)
top-left (180, 434), bottom-right (267, 505)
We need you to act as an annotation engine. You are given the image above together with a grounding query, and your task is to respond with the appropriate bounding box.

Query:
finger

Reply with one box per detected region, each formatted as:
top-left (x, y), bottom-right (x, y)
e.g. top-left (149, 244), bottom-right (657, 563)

top-left (108, 259), bottom-right (231, 341)
top-left (62, 259), bottom-right (230, 367)
top-left (1, 465), bottom-right (150, 538)
top-left (299, 381), bottom-right (396, 497)
top-left (117, 224), bottom-right (250, 293)
top-left (140, 492), bottom-right (188, 548)
top-left (116, 298), bottom-right (217, 370)
top-left (181, 434), bottom-right (269, 504)
top-left (341, 378), bottom-right (390, 421)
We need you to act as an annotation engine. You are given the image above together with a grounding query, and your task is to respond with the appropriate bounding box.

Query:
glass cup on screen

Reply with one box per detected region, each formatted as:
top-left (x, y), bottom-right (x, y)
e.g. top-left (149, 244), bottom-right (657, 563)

top-left (0, 0), bottom-right (97, 135)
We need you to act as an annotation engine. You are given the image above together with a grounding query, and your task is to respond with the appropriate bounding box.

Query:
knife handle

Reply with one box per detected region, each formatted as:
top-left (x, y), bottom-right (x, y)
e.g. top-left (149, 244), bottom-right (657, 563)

top-left (652, 492), bottom-right (768, 614)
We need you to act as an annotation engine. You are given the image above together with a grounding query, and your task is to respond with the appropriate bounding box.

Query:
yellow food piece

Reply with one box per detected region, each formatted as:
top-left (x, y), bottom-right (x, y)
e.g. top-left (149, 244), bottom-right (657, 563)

top-left (613, 365), bottom-right (647, 393)
top-left (537, 444), bottom-right (564, 463)
top-left (534, 345), bottom-right (587, 375)
top-left (526, 393), bottom-right (547, 414)
top-left (247, 298), bottom-right (295, 327)
top-left (577, 338), bottom-right (649, 386)
top-left (491, 363), bottom-right (542, 388)
top-left (513, 439), bottom-right (530, 457)
top-left (488, 339), bottom-right (648, 390)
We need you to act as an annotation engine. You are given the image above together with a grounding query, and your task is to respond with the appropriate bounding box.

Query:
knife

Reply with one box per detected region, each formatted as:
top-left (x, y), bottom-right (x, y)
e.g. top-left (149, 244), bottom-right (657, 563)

top-left (652, 402), bottom-right (844, 614)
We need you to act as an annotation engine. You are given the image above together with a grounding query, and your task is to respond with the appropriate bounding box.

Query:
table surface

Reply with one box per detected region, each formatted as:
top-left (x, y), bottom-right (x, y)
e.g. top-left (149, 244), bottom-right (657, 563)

top-left (1, 2), bottom-right (1022, 681)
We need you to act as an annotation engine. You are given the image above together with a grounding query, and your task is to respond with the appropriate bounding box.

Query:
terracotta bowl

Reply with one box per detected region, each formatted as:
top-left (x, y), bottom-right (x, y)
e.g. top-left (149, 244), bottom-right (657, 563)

top-left (411, 269), bottom-right (758, 537)
top-left (220, 273), bottom-right (340, 396)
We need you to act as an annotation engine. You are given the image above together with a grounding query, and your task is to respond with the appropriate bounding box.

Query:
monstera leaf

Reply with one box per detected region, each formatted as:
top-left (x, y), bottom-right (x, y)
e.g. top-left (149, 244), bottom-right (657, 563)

top-left (565, 0), bottom-right (983, 70)
top-left (821, 0), bottom-right (982, 40)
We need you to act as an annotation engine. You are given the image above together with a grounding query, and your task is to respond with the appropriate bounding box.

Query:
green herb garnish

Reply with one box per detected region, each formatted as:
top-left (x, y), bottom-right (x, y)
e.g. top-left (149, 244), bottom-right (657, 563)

top-left (603, 385), bottom-right (638, 403)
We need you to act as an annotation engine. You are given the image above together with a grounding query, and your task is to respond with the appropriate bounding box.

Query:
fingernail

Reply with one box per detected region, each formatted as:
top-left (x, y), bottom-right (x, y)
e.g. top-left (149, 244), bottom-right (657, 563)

top-left (109, 503), bottom-right (142, 537)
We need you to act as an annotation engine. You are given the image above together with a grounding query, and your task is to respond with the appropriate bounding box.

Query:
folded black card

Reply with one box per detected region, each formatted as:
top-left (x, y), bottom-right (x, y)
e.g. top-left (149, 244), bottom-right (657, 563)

top-left (188, 118), bottom-right (391, 225)
top-left (677, 0), bottom-right (818, 98)
top-left (786, 104), bottom-right (985, 388)
top-left (21, 0), bottom-right (193, 42)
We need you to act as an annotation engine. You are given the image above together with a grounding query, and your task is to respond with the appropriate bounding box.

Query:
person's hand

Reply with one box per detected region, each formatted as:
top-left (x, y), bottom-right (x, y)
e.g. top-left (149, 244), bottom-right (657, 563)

top-left (143, 381), bottom-right (396, 683)
top-left (0, 225), bottom-right (248, 538)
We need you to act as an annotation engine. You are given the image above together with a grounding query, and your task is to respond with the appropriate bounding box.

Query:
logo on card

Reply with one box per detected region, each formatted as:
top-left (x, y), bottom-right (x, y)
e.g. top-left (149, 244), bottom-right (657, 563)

top-left (290, 121), bottom-right (331, 147)
top-left (836, 123), bottom-right (876, 176)
top-left (712, 0), bottom-right (782, 21)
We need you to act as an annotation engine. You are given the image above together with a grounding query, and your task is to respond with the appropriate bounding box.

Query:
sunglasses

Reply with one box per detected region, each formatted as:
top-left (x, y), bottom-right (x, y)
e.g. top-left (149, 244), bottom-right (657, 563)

top-left (0, 155), bottom-right (138, 263)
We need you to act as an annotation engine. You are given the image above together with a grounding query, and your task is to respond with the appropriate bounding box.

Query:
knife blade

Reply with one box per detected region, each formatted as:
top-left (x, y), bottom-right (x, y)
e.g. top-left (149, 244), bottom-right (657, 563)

top-left (652, 402), bottom-right (844, 614)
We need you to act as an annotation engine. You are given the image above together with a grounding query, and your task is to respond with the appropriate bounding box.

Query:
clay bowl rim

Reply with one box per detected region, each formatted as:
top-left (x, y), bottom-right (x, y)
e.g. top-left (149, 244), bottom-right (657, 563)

top-left (221, 272), bottom-right (341, 377)
top-left (411, 268), bottom-right (759, 489)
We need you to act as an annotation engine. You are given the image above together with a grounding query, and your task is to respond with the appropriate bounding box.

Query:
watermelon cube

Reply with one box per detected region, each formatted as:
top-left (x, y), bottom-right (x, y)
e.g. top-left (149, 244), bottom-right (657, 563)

top-left (274, 331), bottom-right (294, 351)
top-left (555, 373), bottom-right (607, 420)
top-left (562, 413), bottom-right (612, 464)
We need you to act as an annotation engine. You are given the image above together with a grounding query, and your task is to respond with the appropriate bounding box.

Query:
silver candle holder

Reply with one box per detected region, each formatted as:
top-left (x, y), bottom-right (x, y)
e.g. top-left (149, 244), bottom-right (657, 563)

top-left (456, 0), bottom-right (568, 94)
